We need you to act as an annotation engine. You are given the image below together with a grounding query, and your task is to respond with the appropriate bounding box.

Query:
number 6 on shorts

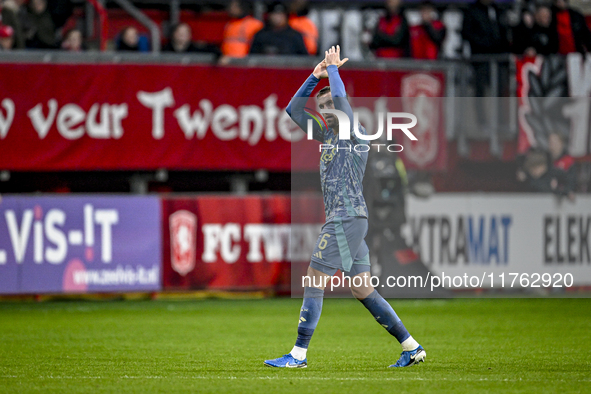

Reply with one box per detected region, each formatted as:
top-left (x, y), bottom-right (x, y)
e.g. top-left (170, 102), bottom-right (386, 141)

top-left (318, 233), bottom-right (331, 250)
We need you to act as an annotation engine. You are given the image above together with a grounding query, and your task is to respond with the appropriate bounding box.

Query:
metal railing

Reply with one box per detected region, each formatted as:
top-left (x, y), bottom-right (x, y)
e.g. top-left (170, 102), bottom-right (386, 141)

top-left (86, 0), bottom-right (108, 51)
top-left (453, 54), bottom-right (518, 158)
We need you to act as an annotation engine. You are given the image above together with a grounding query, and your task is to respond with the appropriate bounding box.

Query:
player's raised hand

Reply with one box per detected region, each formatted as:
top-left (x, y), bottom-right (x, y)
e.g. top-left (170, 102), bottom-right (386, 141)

top-left (313, 59), bottom-right (328, 79)
top-left (324, 45), bottom-right (348, 68)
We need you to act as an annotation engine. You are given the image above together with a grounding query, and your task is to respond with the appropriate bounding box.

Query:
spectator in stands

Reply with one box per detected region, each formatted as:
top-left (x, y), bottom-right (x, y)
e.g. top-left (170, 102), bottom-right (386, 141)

top-left (163, 23), bottom-right (220, 56)
top-left (548, 132), bottom-right (576, 199)
top-left (369, 0), bottom-right (410, 58)
top-left (288, 0), bottom-right (318, 55)
top-left (61, 28), bottom-right (82, 51)
top-left (26, 0), bottom-right (56, 49)
top-left (520, 149), bottom-right (556, 193)
top-left (410, 1), bottom-right (446, 60)
top-left (518, 143), bottom-right (575, 197)
top-left (463, 0), bottom-right (511, 108)
top-left (0, 24), bottom-right (14, 50)
top-left (116, 26), bottom-right (149, 52)
top-left (553, 0), bottom-right (591, 54)
top-left (514, 4), bottom-right (558, 56)
top-left (117, 26), bottom-right (138, 51)
top-left (1, 0), bottom-right (26, 48)
top-left (512, 7), bottom-right (536, 55)
top-left (462, 0), bottom-right (510, 56)
top-left (46, 0), bottom-right (73, 30)
top-left (530, 5), bottom-right (559, 56)
top-left (249, 1), bottom-right (308, 55)
top-left (220, 0), bottom-right (263, 60)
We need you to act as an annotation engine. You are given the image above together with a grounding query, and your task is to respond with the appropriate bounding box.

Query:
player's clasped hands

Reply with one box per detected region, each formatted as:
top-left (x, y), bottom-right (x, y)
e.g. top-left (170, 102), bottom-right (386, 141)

top-left (313, 45), bottom-right (349, 79)
top-left (325, 45), bottom-right (347, 67)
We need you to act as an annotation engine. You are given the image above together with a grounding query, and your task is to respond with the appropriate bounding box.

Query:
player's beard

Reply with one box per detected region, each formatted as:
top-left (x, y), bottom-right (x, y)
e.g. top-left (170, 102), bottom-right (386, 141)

top-left (326, 115), bottom-right (337, 130)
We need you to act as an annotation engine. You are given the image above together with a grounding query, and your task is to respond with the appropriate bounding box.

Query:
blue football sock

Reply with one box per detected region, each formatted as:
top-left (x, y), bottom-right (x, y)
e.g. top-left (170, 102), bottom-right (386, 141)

top-left (359, 290), bottom-right (410, 343)
top-left (294, 287), bottom-right (324, 349)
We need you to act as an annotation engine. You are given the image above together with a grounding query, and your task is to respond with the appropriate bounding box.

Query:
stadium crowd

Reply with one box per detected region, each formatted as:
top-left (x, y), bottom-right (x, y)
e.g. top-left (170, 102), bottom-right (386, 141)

top-left (0, 0), bottom-right (590, 58)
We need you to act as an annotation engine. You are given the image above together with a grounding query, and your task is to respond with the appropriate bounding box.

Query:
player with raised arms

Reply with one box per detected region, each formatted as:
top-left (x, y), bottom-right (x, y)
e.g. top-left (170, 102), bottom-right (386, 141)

top-left (264, 46), bottom-right (426, 369)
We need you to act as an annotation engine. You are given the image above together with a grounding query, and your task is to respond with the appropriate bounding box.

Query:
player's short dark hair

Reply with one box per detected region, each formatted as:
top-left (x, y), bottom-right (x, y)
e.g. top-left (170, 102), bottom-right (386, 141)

top-left (316, 86), bottom-right (350, 101)
top-left (316, 86), bottom-right (331, 98)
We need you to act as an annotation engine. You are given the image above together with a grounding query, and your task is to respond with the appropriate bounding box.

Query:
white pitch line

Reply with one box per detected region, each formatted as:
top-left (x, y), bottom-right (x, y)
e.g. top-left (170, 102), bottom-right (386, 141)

top-left (0, 376), bottom-right (588, 383)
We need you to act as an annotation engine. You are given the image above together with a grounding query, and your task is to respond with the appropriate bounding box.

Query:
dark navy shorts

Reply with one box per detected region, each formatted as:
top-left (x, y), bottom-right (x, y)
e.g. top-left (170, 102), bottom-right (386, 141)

top-left (309, 216), bottom-right (370, 277)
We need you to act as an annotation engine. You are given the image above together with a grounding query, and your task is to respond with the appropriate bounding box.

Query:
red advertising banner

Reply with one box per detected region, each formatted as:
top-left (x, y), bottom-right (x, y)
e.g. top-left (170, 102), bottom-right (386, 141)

top-left (162, 194), bottom-right (309, 292)
top-left (0, 63), bottom-right (446, 171)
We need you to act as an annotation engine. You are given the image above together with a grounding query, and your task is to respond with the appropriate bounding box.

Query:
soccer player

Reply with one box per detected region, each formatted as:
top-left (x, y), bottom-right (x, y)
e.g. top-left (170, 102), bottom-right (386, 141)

top-left (264, 46), bottom-right (425, 369)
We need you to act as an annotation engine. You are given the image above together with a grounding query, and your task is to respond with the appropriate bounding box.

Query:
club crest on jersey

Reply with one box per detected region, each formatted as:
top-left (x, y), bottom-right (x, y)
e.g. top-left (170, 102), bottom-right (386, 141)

top-left (320, 137), bottom-right (337, 163)
top-left (170, 210), bottom-right (197, 276)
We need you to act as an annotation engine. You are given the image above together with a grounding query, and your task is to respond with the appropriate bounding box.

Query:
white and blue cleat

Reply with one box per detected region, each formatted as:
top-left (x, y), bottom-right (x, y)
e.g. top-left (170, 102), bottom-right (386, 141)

top-left (264, 354), bottom-right (308, 368)
top-left (389, 345), bottom-right (426, 368)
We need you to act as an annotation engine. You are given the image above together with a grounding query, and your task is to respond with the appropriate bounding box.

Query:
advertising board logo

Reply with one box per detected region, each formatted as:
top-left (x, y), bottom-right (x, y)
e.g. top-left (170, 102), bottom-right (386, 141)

top-left (401, 74), bottom-right (441, 167)
top-left (170, 210), bottom-right (197, 276)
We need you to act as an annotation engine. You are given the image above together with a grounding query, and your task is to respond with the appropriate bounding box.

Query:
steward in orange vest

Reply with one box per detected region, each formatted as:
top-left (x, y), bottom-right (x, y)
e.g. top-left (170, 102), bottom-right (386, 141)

top-left (222, 0), bottom-right (264, 57)
top-left (288, 0), bottom-right (318, 55)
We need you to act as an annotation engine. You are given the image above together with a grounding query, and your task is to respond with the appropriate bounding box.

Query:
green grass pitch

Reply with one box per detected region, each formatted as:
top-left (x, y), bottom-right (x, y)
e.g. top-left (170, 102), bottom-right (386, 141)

top-left (1, 298), bottom-right (590, 393)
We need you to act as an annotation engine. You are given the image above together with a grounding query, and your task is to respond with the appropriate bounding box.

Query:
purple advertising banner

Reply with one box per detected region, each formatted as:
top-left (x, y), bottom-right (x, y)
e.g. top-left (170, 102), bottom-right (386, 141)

top-left (0, 196), bottom-right (161, 294)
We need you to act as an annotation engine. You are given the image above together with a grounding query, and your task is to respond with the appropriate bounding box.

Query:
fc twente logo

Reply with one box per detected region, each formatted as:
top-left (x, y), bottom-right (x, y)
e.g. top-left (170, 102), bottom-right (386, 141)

top-left (401, 73), bottom-right (441, 167)
top-left (170, 210), bottom-right (197, 276)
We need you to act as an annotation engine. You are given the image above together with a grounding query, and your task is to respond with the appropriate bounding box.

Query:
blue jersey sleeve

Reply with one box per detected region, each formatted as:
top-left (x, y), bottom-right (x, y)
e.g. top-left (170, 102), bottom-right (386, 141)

top-left (286, 74), bottom-right (325, 142)
top-left (327, 65), bottom-right (365, 143)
